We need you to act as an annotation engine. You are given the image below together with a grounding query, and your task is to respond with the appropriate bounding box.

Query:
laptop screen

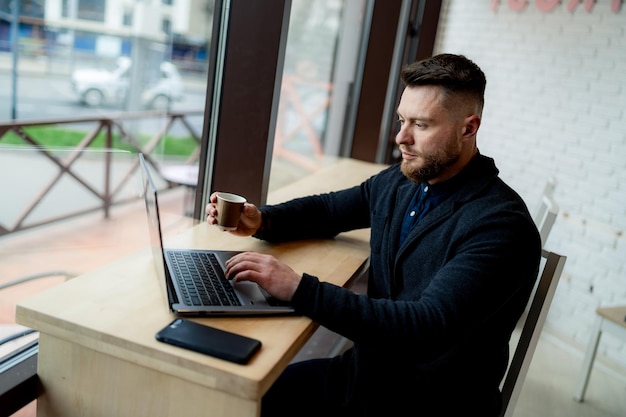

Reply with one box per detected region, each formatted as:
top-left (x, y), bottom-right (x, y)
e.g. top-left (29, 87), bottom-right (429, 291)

top-left (139, 154), bottom-right (176, 309)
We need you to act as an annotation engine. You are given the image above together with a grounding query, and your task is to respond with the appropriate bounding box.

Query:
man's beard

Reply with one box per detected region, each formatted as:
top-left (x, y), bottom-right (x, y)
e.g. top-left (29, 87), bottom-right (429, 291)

top-left (400, 144), bottom-right (460, 184)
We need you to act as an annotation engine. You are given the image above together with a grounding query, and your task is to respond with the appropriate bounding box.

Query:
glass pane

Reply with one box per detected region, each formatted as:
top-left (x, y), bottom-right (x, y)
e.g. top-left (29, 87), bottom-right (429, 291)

top-left (269, 0), bottom-right (368, 191)
top-left (0, 3), bottom-right (215, 407)
top-left (2, 1), bottom-right (210, 119)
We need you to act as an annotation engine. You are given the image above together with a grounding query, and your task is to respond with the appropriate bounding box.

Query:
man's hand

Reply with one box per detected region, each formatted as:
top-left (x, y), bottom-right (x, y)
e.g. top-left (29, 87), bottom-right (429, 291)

top-left (205, 192), bottom-right (263, 236)
top-left (225, 252), bottom-right (301, 301)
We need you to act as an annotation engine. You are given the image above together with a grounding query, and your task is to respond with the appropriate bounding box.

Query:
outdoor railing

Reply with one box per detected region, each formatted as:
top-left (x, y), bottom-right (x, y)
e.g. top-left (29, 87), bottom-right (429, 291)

top-left (0, 110), bottom-right (203, 237)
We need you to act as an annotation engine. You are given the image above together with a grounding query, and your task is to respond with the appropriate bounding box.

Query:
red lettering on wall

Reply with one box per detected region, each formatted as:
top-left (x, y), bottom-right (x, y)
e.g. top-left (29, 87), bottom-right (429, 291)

top-left (537, 0), bottom-right (560, 12)
top-left (491, 0), bottom-right (622, 12)
top-left (610, 0), bottom-right (623, 12)
top-left (509, 0), bottom-right (529, 11)
top-left (567, 0), bottom-right (596, 12)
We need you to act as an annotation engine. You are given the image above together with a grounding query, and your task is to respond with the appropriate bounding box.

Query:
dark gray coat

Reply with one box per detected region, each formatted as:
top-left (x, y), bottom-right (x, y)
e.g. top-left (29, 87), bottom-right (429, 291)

top-left (257, 153), bottom-right (542, 416)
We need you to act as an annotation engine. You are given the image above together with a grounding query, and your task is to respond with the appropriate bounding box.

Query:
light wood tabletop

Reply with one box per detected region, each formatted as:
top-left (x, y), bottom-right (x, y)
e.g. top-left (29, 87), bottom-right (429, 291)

top-left (15, 158), bottom-right (388, 417)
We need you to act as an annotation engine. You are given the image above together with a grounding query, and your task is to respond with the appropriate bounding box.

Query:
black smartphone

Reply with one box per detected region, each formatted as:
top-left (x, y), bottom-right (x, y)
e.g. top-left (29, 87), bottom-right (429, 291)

top-left (155, 318), bottom-right (262, 364)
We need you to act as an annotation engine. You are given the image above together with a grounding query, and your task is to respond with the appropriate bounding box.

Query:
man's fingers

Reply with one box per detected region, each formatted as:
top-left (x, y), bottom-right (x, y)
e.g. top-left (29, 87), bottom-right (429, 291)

top-left (226, 252), bottom-right (263, 280)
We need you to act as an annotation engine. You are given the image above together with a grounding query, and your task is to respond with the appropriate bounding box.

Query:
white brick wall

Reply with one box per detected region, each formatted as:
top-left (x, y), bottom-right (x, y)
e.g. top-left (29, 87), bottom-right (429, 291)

top-left (434, 1), bottom-right (626, 369)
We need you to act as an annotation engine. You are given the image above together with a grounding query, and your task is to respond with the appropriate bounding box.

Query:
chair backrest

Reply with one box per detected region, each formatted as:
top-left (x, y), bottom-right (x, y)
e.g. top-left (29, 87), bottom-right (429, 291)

top-left (534, 195), bottom-right (559, 248)
top-left (499, 249), bottom-right (567, 417)
top-left (533, 177), bottom-right (559, 248)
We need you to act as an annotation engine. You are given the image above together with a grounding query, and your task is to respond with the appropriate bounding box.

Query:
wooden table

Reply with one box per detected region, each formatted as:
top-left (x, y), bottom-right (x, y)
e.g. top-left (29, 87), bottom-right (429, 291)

top-left (16, 158), bottom-right (387, 417)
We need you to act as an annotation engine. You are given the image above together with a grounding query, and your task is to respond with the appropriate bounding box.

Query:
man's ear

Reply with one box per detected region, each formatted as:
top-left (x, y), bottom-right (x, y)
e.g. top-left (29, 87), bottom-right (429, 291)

top-left (462, 114), bottom-right (481, 138)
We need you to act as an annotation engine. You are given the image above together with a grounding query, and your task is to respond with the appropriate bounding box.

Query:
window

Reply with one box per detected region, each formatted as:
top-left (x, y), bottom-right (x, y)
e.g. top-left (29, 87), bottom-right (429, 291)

top-left (0, 1), bottom-right (215, 411)
top-left (162, 18), bottom-right (172, 37)
top-left (77, 0), bottom-right (106, 22)
top-left (271, 0), bottom-right (369, 191)
top-left (123, 10), bottom-right (133, 27)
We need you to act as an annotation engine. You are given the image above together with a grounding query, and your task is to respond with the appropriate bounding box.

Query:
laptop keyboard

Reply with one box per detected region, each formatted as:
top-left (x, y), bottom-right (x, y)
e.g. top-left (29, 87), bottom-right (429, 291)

top-left (168, 251), bottom-right (242, 307)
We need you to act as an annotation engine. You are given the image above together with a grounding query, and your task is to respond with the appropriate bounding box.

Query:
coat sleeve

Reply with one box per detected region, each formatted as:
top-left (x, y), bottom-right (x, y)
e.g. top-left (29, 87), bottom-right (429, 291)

top-left (253, 185), bottom-right (373, 243)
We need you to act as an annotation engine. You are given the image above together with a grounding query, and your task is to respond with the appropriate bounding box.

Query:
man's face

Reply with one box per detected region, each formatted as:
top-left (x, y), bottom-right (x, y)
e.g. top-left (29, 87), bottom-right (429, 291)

top-left (395, 85), bottom-right (466, 184)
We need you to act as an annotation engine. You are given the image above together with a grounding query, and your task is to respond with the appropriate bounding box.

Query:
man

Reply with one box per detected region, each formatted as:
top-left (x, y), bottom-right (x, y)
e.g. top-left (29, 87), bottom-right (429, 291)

top-left (206, 54), bottom-right (541, 417)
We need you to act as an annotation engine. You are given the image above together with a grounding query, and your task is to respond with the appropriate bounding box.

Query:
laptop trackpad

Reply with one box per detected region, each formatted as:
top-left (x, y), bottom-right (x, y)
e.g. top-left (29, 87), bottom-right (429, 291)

top-left (233, 281), bottom-right (271, 306)
top-left (233, 282), bottom-right (290, 307)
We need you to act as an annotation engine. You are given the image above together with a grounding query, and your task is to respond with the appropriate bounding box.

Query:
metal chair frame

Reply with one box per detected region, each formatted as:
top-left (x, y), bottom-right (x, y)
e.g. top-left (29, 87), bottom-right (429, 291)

top-left (499, 249), bottom-right (567, 417)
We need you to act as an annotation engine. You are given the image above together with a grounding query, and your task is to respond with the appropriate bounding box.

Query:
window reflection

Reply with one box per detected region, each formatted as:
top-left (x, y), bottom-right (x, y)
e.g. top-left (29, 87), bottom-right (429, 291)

top-left (270, 0), bottom-right (367, 190)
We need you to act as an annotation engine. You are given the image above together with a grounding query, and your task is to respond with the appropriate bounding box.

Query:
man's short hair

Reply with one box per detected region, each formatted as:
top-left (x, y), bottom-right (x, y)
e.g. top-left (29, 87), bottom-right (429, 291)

top-left (400, 54), bottom-right (486, 111)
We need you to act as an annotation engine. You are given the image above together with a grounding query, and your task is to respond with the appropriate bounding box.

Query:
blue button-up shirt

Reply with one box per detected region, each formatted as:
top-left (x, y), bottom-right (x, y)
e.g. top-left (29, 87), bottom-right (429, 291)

top-left (399, 179), bottom-right (459, 245)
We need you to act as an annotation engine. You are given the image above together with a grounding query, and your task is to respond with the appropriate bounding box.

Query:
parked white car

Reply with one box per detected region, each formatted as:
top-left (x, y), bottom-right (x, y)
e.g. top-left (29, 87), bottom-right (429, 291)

top-left (71, 57), bottom-right (184, 110)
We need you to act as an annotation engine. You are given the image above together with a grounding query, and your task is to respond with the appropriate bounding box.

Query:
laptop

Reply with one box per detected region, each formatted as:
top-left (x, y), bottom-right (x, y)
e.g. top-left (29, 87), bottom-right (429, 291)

top-left (139, 153), bottom-right (295, 316)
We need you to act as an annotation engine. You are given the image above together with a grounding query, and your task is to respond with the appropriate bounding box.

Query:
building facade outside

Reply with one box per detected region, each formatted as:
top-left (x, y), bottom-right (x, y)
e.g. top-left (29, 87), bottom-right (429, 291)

top-left (0, 0), bottom-right (211, 72)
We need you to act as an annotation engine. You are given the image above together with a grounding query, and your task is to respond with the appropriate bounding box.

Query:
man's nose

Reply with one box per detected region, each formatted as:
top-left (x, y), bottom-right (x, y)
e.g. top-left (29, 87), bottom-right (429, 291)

top-left (395, 126), bottom-right (411, 145)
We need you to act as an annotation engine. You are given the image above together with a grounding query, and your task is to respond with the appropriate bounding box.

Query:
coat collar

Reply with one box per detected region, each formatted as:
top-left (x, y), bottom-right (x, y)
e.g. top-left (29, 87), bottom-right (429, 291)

top-left (394, 152), bottom-right (500, 256)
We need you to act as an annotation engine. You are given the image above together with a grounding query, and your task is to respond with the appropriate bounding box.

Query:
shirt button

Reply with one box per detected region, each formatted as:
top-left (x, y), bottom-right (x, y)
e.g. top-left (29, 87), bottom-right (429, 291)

top-left (410, 211), bottom-right (416, 217)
